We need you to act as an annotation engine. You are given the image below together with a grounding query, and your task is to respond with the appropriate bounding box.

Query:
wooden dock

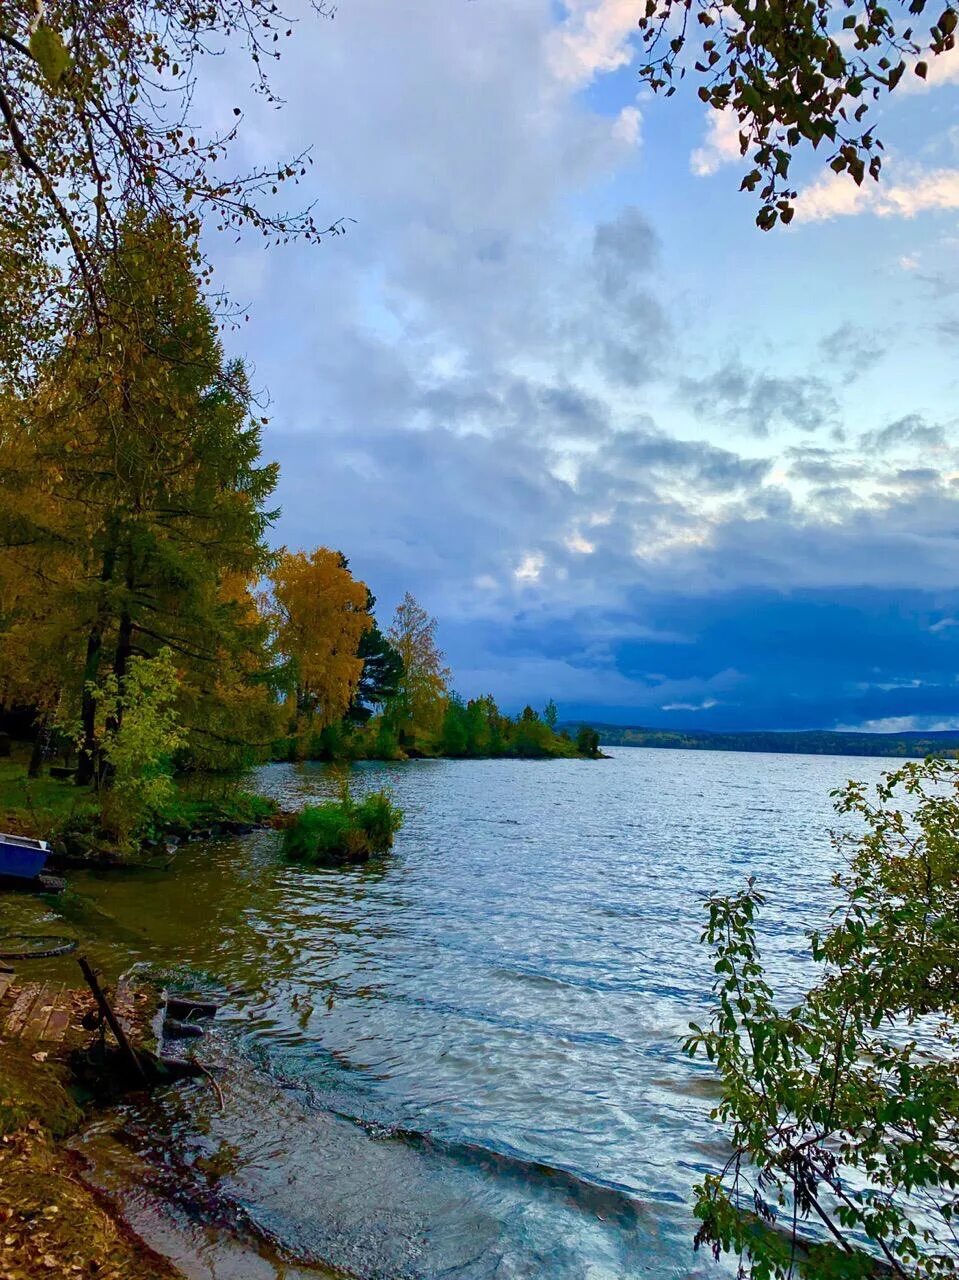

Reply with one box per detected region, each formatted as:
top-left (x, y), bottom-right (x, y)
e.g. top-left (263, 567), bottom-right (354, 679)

top-left (0, 969), bottom-right (89, 1047)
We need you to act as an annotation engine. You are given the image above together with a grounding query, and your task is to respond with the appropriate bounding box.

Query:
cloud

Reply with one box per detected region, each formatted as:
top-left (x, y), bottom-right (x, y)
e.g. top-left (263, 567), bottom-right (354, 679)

top-left (678, 361), bottom-right (838, 436)
top-left (860, 414), bottom-right (946, 453)
top-left (898, 46), bottom-right (959, 94)
top-left (837, 715), bottom-right (959, 732)
top-left (797, 166), bottom-right (959, 223)
top-left (819, 323), bottom-right (886, 378)
top-left (690, 109), bottom-right (742, 177)
top-left (549, 0), bottom-right (640, 86)
top-left (186, 0), bottom-right (959, 731)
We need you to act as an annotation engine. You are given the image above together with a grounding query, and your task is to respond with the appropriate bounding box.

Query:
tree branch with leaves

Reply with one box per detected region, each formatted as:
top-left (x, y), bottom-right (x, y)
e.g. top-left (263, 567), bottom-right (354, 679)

top-left (0, 0), bottom-right (348, 385)
top-left (637, 0), bottom-right (958, 228)
top-left (685, 757), bottom-right (959, 1278)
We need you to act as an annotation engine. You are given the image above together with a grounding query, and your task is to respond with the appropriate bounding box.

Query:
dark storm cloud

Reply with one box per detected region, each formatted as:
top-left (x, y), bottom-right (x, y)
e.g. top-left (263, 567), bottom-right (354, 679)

top-left (678, 361), bottom-right (839, 436)
top-left (196, 1), bottom-right (959, 730)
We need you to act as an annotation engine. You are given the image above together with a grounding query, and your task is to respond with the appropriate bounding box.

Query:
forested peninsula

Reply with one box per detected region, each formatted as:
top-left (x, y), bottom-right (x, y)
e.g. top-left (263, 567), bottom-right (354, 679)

top-left (0, 219), bottom-right (600, 862)
top-left (587, 724), bottom-right (959, 758)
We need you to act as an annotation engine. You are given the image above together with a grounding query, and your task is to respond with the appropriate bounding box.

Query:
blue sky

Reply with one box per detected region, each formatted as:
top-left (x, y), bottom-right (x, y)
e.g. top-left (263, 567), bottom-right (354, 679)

top-left (205, 0), bottom-right (959, 731)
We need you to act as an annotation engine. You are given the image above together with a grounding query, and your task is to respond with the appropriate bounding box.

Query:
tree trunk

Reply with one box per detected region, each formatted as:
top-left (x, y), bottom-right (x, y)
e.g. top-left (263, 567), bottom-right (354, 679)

top-left (76, 539), bottom-right (118, 787)
top-left (76, 623), bottom-right (104, 786)
top-left (27, 712), bottom-right (48, 779)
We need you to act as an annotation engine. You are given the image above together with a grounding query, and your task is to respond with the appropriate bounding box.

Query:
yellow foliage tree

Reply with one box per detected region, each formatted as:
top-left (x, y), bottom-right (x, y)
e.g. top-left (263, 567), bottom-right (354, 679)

top-left (387, 593), bottom-right (450, 745)
top-left (270, 549), bottom-right (372, 739)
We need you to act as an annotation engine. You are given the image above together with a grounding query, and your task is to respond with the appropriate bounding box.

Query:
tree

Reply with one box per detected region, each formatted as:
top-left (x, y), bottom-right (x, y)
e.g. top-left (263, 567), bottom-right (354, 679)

top-left (636, 0), bottom-right (958, 228)
top-left (97, 647), bottom-right (184, 847)
top-left (0, 0), bottom-right (346, 385)
top-left (270, 548), bottom-right (372, 737)
top-left (0, 214), bottom-right (279, 783)
top-left (685, 757), bottom-right (959, 1280)
top-left (544, 698), bottom-right (559, 731)
top-left (386, 592), bottom-right (450, 745)
top-left (576, 725), bottom-right (601, 757)
top-left (347, 592), bottom-right (404, 725)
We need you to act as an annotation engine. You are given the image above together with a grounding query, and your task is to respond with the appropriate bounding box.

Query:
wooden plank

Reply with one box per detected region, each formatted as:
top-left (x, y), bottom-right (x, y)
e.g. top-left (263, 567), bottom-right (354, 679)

top-left (5, 983), bottom-right (41, 1036)
top-left (23, 982), bottom-right (63, 1041)
top-left (41, 995), bottom-right (73, 1043)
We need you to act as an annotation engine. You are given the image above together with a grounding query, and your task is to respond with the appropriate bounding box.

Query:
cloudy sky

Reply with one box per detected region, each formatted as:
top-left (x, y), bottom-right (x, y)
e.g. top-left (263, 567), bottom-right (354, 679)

top-left (208, 0), bottom-right (959, 731)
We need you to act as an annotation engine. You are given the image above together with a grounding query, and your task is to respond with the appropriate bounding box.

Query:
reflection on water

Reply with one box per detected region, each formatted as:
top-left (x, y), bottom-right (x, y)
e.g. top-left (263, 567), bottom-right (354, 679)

top-left (0, 749), bottom-right (900, 1278)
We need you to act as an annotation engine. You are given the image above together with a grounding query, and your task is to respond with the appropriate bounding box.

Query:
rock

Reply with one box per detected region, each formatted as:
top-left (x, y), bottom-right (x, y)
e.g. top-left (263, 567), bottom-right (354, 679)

top-left (162, 1018), bottom-right (205, 1040)
top-left (165, 996), bottom-right (219, 1021)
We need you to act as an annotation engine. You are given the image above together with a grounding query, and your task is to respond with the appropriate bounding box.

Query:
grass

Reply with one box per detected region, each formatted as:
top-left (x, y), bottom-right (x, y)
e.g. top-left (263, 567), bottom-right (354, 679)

top-left (0, 751), bottom-right (97, 838)
top-left (283, 789), bottom-right (403, 864)
top-left (0, 748), bottom-right (276, 856)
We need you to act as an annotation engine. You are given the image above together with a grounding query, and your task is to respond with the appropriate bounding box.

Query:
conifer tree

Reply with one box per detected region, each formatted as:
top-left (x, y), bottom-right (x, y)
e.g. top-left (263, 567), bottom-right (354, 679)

top-left (0, 213), bottom-right (279, 781)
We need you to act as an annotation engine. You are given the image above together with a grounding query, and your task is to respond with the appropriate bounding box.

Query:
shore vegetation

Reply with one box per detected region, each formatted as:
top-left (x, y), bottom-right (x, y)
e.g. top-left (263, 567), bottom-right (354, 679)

top-left (686, 756), bottom-right (959, 1279)
top-left (283, 781), bottom-right (404, 865)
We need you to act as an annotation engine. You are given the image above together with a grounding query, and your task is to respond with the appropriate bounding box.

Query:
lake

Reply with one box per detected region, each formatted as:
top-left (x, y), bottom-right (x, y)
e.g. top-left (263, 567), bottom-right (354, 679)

top-left (1, 747), bottom-right (902, 1279)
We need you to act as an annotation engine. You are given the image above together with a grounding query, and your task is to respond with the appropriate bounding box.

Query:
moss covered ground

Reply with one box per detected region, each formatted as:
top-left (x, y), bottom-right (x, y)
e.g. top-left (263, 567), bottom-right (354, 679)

top-left (0, 1040), bottom-right (180, 1279)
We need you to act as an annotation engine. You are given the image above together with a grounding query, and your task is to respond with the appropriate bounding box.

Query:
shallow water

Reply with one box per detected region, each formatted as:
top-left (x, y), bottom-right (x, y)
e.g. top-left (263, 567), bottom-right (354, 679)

top-left (0, 748), bottom-right (902, 1278)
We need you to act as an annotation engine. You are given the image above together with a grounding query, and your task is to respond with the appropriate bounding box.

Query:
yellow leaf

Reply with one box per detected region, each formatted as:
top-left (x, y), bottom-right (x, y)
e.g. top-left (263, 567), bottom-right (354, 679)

top-left (29, 25), bottom-right (71, 89)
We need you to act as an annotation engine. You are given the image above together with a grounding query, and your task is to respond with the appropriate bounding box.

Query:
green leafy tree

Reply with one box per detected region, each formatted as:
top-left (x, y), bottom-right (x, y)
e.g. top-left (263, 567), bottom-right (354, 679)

top-left (544, 698), bottom-right (559, 731)
top-left (636, 0), bottom-right (958, 228)
top-left (440, 697), bottom-right (471, 757)
top-left (97, 647), bottom-right (183, 846)
top-left (685, 757), bottom-right (959, 1279)
top-left (576, 725), bottom-right (601, 758)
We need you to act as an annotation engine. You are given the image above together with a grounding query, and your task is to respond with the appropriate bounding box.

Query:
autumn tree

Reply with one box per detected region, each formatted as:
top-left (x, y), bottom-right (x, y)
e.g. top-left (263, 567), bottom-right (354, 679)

top-left (0, 0), bottom-right (345, 386)
top-left (270, 548), bottom-right (373, 740)
top-left (386, 592), bottom-right (450, 745)
top-left (636, 0), bottom-right (958, 227)
top-left (0, 213), bottom-right (279, 782)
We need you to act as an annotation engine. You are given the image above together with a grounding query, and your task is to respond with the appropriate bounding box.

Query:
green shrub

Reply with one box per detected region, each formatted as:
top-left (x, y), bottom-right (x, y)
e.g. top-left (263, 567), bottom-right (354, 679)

top-left (283, 787), bottom-right (403, 864)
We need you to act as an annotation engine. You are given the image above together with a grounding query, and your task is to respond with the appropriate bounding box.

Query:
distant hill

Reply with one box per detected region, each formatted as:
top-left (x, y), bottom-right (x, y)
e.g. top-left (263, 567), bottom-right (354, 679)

top-left (563, 725), bottom-right (959, 759)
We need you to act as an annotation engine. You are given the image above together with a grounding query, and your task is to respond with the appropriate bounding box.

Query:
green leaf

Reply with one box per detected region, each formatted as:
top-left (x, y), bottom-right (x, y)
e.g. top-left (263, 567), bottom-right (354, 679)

top-left (29, 24), bottom-right (71, 89)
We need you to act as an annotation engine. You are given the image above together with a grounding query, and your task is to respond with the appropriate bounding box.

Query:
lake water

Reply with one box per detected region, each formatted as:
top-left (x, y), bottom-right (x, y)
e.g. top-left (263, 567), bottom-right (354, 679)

top-left (1, 748), bottom-right (903, 1278)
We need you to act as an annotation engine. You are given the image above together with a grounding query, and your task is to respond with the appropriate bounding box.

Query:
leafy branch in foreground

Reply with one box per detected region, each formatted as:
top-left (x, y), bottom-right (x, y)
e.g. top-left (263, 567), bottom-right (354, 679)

top-left (0, 0), bottom-right (346, 385)
top-left (685, 757), bottom-right (959, 1279)
top-left (637, 0), bottom-right (957, 228)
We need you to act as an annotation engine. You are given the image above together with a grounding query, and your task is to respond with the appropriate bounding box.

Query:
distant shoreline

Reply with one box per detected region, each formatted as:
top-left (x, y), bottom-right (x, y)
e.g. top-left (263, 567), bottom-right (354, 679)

top-left (568, 725), bottom-right (959, 760)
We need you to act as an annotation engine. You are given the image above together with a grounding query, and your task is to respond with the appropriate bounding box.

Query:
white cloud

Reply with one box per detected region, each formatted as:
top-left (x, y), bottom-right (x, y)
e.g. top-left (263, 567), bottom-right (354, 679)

top-left (662, 698), bottom-right (719, 711)
top-left (549, 0), bottom-right (640, 87)
top-left (690, 109), bottom-right (742, 177)
top-left (837, 715), bottom-right (959, 732)
top-left (613, 105), bottom-right (642, 147)
top-left (898, 46), bottom-right (959, 94)
top-left (796, 166), bottom-right (959, 223)
top-left (515, 552), bottom-right (546, 582)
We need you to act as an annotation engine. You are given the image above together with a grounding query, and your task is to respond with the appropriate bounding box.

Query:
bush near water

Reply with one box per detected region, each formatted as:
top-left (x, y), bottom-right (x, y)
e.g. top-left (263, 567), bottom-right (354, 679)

top-left (283, 789), bottom-right (404, 865)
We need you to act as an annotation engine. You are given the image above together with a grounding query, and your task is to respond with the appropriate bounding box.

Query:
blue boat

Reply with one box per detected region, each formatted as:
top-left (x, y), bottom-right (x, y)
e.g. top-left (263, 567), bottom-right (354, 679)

top-left (0, 833), bottom-right (50, 881)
